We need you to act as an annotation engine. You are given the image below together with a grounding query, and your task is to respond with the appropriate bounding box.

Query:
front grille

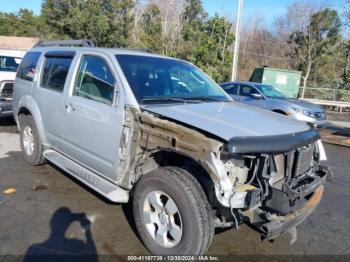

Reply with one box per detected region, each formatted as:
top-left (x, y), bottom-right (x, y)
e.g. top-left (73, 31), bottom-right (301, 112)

top-left (293, 144), bottom-right (315, 177)
top-left (1, 82), bottom-right (13, 99)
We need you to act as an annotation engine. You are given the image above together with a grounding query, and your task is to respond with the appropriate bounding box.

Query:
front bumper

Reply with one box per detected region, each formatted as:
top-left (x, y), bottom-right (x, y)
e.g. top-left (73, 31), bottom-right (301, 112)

top-left (0, 99), bottom-right (13, 118)
top-left (242, 164), bottom-right (330, 241)
top-left (260, 185), bottom-right (323, 240)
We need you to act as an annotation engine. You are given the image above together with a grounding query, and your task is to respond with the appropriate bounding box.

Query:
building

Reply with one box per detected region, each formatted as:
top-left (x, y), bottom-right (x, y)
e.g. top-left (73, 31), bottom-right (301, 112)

top-left (0, 36), bottom-right (39, 51)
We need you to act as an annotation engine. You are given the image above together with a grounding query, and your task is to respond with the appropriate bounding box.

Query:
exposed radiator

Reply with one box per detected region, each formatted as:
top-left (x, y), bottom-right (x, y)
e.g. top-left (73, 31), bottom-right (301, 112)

top-left (293, 143), bottom-right (315, 177)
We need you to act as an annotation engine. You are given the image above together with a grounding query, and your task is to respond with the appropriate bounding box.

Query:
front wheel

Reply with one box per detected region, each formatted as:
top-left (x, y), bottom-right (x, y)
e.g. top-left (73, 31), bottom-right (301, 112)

top-left (133, 167), bottom-right (214, 255)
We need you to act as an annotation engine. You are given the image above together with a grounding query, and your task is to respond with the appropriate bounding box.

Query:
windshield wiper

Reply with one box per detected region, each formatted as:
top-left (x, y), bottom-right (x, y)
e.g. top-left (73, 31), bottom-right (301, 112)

top-left (183, 96), bottom-right (226, 102)
top-left (141, 97), bottom-right (200, 104)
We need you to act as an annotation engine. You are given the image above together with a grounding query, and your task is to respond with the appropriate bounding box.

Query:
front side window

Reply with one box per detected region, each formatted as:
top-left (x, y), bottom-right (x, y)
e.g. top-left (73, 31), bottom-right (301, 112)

top-left (116, 54), bottom-right (229, 104)
top-left (239, 85), bottom-right (260, 97)
top-left (222, 84), bottom-right (239, 95)
top-left (41, 57), bottom-right (72, 92)
top-left (74, 55), bottom-right (115, 105)
top-left (17, 52), bottom-right (41, 81)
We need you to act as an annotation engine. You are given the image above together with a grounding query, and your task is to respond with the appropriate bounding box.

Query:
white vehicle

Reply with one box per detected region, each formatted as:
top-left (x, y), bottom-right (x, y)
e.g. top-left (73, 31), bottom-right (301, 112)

top-left (0, 49), bottom-right (25, 117)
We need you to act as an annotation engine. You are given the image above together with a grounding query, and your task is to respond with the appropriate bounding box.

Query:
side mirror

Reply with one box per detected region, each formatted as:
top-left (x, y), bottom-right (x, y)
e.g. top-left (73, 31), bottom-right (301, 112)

top-left (251, 93), bottom-right (263, 99)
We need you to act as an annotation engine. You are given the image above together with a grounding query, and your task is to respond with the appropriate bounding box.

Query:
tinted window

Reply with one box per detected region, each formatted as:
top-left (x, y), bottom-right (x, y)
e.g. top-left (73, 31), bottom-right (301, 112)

top-left (222, 84), bottom-right (239, 95)
top-left (41, 57), bottom-right (72, 92)
top-left (17, 52), bottom-right (41, 81)
top-left (74, 55), bottom-right (115, 105)
top-left (239, 85), bottom-right (259, 97)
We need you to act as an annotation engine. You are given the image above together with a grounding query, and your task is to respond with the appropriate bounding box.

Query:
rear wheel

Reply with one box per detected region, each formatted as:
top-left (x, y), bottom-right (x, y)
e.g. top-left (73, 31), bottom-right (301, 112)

top-left (19, 115), bottom-right (45, 165)
top-left (133, 167), bottom-right (214, 255)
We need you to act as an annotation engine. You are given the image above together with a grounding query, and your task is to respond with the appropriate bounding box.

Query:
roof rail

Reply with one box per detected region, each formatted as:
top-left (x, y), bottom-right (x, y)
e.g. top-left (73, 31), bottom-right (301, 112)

top-left (34, 39), bottom-right (96, 48)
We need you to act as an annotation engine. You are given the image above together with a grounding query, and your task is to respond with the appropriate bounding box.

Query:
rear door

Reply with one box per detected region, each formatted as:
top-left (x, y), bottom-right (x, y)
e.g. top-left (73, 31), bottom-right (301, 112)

top-left (61, 53), bottom-right (124, 181)
top-left (35, 51), bottom-right (75, 150)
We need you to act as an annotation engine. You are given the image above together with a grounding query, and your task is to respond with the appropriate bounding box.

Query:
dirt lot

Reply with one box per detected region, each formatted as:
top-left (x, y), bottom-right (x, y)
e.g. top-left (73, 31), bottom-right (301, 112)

top-left (0, 117), bottom-right (349, 257)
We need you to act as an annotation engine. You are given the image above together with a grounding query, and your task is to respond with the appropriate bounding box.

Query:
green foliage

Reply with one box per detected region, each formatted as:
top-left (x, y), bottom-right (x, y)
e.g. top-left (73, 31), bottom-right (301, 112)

top-left (182, 0), bottom-right (207, 40)
top-left (193, 15), bottom-right (234, 82)
top-left (176, 0), bottom-right (233, 82)
top-left (0, 0), bottom-right (233, 82)
top-left (137, 0), bottom-right (233, 82)
top-left (341, 40), bottom-right (350, 89)
top-left (42, 0), bottom-right (135, 47)
top-left (139, 4), bottom-right (162, 52)
top-left (0, 9), bottom-right (53, 38)
top-left (288, 8), bottom-right (344, 90)
top-left (1, 1), bottom-right (349, 89)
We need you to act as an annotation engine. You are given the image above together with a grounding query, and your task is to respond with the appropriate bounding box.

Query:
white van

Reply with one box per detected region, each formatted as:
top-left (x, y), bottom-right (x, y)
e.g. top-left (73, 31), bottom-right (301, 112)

top-left (0, 49), bottom-right (25, 117)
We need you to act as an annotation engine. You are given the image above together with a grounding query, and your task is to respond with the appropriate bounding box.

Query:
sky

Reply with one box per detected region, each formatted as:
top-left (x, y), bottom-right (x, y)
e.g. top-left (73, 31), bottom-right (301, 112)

top-left (0, 0), bottom-right (346, 26)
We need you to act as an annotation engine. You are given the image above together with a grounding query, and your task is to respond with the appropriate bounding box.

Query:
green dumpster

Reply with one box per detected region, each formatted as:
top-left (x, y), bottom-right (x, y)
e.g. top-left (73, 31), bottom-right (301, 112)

top-left (250, 67), bottom-right (302, 98)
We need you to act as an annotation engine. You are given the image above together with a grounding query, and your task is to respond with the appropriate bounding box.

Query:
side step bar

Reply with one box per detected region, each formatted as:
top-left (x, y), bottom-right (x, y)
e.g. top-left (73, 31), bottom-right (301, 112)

top-left (43, 149), bottom-right (129, 203)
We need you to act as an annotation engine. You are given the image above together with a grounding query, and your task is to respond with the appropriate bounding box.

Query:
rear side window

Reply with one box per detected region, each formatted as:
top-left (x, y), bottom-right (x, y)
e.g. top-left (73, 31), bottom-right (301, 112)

top-left (41, 57), bottom-right (73, 92)
top-left (17, 52), bottom-right (41, 82)
top-left (222, 84), bottom-right (239, 95)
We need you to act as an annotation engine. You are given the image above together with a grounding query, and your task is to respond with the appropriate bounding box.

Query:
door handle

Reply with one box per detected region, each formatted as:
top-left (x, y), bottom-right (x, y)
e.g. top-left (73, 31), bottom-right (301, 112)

top-left (65, 103), bottom-right (75, 112)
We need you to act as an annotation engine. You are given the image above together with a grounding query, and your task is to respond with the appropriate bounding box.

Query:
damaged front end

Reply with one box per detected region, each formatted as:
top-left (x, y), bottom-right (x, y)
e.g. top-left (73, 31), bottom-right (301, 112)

top-left (220, 130), bottom-right (331, 242)
top-left (119, 106), bottom-right (330, 243)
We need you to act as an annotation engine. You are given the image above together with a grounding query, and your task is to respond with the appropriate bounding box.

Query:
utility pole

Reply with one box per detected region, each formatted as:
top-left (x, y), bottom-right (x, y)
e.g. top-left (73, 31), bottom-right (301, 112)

top-left (231, 0), bottom-right (244, 81)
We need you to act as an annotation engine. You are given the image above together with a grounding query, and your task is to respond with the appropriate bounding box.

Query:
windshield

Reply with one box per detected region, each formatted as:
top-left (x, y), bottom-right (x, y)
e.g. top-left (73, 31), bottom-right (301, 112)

top-left (115, 54), bottom-right (230, 104)
top-left (0, 56), bottom-right (21, 72)
top-left (255, 84), bottom-right (286, 99)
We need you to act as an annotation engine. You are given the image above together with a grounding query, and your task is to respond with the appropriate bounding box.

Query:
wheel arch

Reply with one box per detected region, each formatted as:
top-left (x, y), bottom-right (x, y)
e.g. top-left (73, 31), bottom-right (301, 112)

top-left (272, 109), bottom-right (288, 115)
top-left (140, 150), bottom-right (217, 206)
top-left (17, 95), bottom-right (48, 145)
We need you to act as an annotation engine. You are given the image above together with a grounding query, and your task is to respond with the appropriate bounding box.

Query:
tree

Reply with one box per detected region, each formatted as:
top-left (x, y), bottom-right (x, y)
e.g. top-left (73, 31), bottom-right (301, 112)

top-left (42, 0), bottom-right (135, 47)
top-left (139, 4), bottom-right (162, 52)
top-left (288, 8), bottom-right (342, 97)
top-left (194, 15), bottom-right (233, 82)
top-left (0, 9), bottom-right (53, 38)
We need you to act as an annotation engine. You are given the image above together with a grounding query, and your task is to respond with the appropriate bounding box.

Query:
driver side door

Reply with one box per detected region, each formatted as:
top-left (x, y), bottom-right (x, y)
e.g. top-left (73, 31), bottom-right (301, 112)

top-left (61, 53), bottom-right (124, 181)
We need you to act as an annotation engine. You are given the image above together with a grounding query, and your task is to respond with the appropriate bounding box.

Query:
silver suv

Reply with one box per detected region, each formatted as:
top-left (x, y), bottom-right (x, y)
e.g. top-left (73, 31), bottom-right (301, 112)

top-left (13, 40), bottom-right (331, 255)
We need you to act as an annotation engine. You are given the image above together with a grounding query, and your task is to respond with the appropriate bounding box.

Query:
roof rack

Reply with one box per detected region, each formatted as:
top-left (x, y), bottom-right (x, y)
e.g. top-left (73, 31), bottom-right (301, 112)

top-left (34, 39), bottom-right (96, 48)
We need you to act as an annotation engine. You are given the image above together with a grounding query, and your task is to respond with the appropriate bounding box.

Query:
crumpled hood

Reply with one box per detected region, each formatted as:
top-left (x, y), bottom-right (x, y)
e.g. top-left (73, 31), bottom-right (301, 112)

top-left (142, 102), bottom-right (311, 141)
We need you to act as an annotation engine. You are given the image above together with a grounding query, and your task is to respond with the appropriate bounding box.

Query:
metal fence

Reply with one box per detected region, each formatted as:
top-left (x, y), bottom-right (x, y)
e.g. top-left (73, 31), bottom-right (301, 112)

top-left (301, 87), bottom-right (350, 102)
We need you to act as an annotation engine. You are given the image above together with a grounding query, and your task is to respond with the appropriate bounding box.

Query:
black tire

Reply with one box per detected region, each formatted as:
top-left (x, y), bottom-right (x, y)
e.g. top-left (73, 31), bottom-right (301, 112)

top-left (19, 115), bottom-right (45, 166)
top-left (133, 166), bottom-right (214, 255)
